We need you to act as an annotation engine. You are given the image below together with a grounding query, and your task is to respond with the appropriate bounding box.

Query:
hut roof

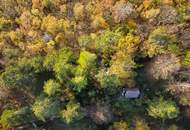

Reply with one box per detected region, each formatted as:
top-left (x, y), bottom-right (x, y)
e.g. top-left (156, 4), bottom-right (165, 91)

top-left (122, 87), bottom-right (140, 98)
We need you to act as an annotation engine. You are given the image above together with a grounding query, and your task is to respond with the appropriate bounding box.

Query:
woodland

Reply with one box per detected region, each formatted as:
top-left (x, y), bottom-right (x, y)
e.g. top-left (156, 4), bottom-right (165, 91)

top-left (0, 0), bottom-right (190, 130)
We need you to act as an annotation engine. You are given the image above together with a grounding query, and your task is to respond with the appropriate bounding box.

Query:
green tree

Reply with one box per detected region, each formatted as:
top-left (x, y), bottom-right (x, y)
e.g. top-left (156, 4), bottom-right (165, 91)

top-left (182, 51), bottom-right (190, 68)
top-left (177, 3), bottom-right (190, 23)
top-left (2, 47), bottom-right (21, 61)
top-left (109, 51), bottom-right (136, 87)
top-left (60, 101), bottom-right (83, 124)
top-left (117, 33), bottom-right (141, 56)
top-left (133, 117), bottom-right (150, 130)
top-left (54, 62), bottom-right (73, 83)
top-left (108, 121), bottom-right (128, 130)
top-left (168, 124), bottom-right (179, 130)
top-left (142, 27), bottom-right (175, 57)
top-left (43, 79), bottom-right (61, 96)
top-left (95, 29), bottom-right (122, 66)
top-left (0, 107), bottom-right (33, 129)
top-left (95, 29), bottom-right (122, 50)
top-left (71, 51), bottom-right (97, 92)
top-left (18, 56), bottom-right (44, 73)
top-left (0, 55), bottom-right (45, 90)
top-left (77, 51), bottom-right (97, 71)
top-left (53, 48), bottom-right (76, 83)
top-left (71, 76), bottom-right (88, 92)
top-left (71, 119), bottom-right (98, 130)
top-left (32, 96), bottom-right (60, 122)
top-left (78, 34), bottom-right (92, 49)
top-left (96, 69), bottom-right (121, 88)
top-left (0, 17), bottom-right (13, 31)
top-left (148, 27), bottom-right (174, 45)
top-left (43, 51), bottom-right (58, 71)
top-left (113, 98), bottom-right (144, 116)
top-left (0, 65), bottom-right (36, 90)
top-left (147, 97), bottom-right (179, 120)
top-left (0, 109), bottom-right (15, 129)
top-left (42, 0), bottom-right (52, 8)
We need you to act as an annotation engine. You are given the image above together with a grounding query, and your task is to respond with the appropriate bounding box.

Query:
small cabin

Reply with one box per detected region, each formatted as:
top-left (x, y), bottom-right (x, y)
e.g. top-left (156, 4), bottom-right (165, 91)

top-left (121, 87), bottom-right (140, 99)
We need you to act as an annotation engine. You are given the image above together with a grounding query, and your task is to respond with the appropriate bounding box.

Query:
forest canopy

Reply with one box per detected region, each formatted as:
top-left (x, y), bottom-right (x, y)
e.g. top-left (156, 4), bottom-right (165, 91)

top-left (0, 0), bottom-right (190, 130)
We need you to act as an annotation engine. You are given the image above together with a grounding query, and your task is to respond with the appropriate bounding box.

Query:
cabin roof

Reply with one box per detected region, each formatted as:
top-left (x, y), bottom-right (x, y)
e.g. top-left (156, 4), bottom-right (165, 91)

top-left (122, 87), bottom-right (140, 98)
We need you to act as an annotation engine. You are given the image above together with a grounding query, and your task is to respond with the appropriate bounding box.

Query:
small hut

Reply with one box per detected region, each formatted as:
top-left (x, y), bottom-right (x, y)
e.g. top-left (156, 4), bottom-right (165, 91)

top-left (121, 87), bottom-right (140, 99)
